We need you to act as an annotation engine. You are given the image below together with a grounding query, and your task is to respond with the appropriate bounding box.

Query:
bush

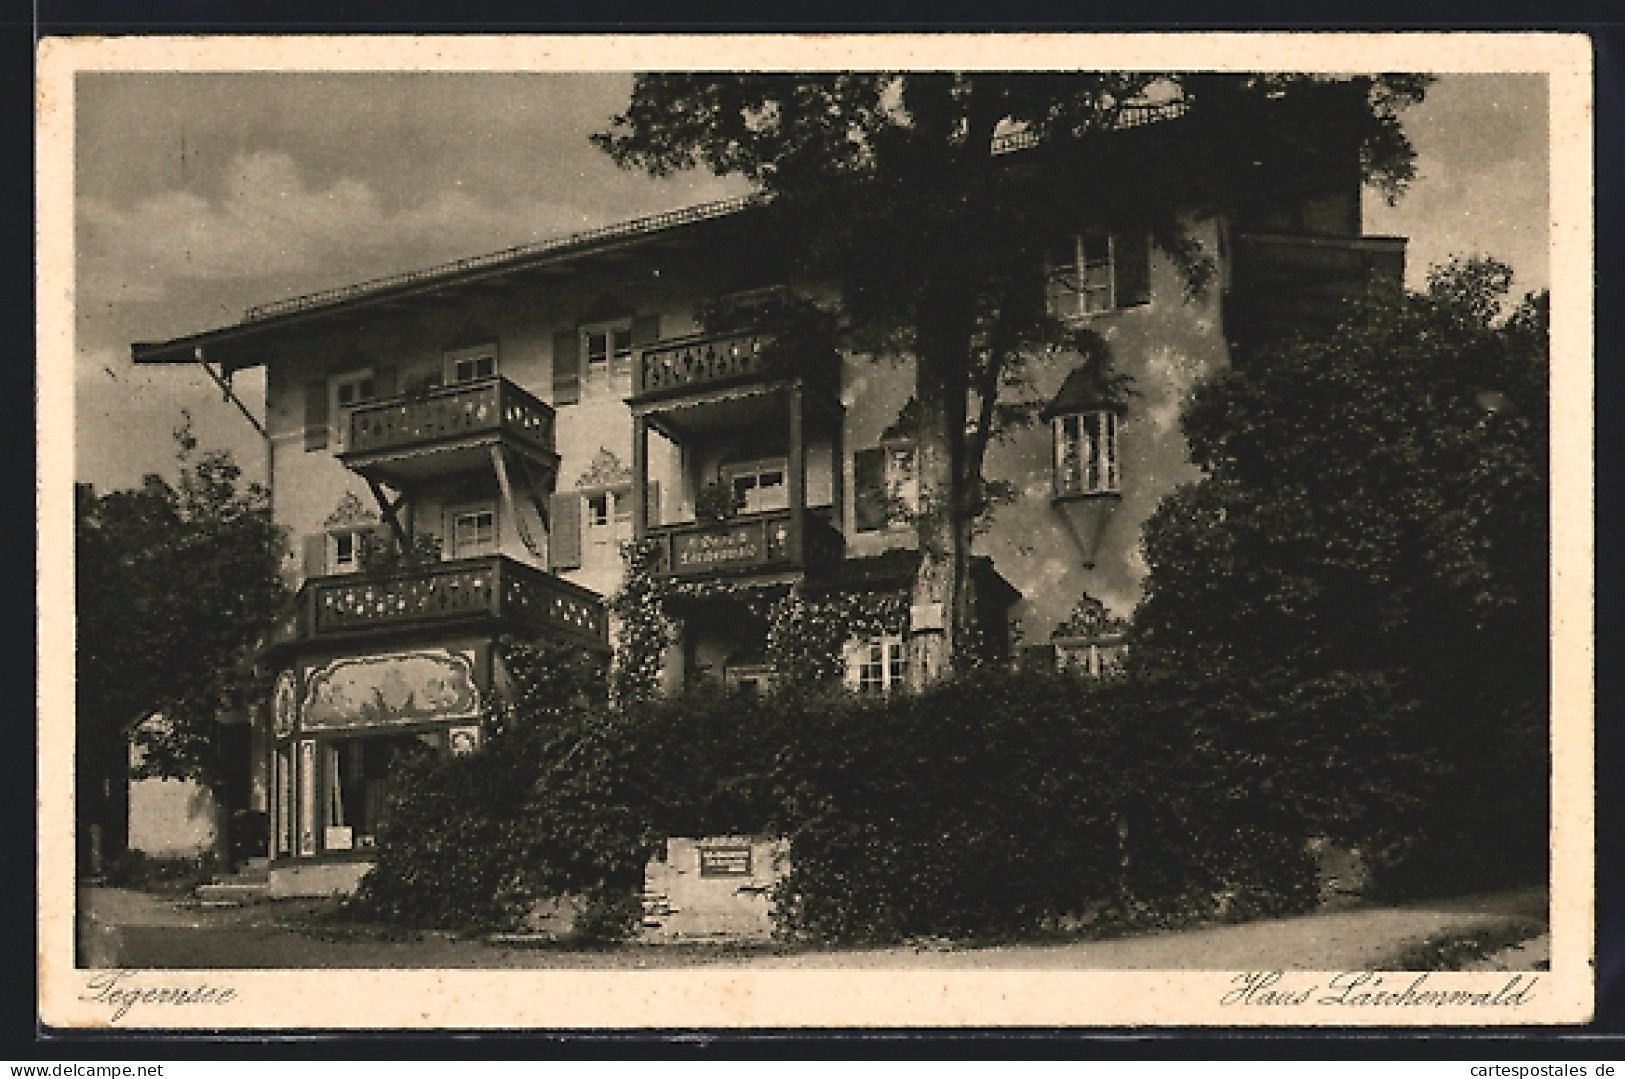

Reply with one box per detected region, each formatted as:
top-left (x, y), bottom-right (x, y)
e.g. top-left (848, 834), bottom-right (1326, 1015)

top-left (767, 669), bottom-right (1328, 942)
top-left (344, 651), bottom-right (1426, 942)
top-left (343, 638), bottom-right (635, 932)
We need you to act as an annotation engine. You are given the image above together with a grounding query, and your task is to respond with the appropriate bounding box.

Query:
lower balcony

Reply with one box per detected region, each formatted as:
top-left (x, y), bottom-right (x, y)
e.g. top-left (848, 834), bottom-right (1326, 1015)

top-left (266, 555), bottom-right (608, 652)
top-left (645, 507), bottom-right (845, 582)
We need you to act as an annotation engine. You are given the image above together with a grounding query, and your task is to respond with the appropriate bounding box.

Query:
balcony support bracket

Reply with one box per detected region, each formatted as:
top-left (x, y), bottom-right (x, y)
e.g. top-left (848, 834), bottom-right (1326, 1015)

top-left (510, 450), bottom-right (557, 532)
top-left (364, 477), bottom-right (411, 551)
top-left (490, 445), bottom-right (543, 559)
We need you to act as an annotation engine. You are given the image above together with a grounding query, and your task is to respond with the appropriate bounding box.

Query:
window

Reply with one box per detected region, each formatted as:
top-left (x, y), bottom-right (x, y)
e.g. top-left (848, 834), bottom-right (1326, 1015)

top-left (1046, 230), bottom-right (1151, 318)
top-left (854, 444), bottom-right (917, 532)
top-left (846, 635), bottom-right (908, 695)
top-left (723, 459), bottom-right (789, 515)
top-left (1048, 232), bottom-right (1114, 316)
top-left (1056, 638), bottom-right (1129, 677)
top-left (444, 344), bottom-right (498, 384)
top-left (448, 505), bottom-right (499, 558)
top-left (724, 664), bottom-right (774, 698)
top-left (329, 529), bottom-right (363, 574)
top-left (330, 370), bottom-right (376, 450)
top-left (582, 321), bottom-right (634, 384)
top-left (585, 492), bottom-right (611, 529)
top-left (1053, 410), bottom-right (1121, 496)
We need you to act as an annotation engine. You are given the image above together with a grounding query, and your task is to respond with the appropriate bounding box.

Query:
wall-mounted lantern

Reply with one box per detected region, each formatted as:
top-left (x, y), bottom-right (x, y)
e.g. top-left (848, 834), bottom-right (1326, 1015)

top-left (1042, 364), bottom-right (1127, 569)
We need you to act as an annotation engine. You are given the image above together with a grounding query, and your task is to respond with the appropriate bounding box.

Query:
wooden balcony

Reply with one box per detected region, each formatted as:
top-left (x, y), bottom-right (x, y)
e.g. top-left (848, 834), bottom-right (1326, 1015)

top-left (339, 377), bottom-right (557, 485)
top-left (645, 507), bottom-right (844, 582)
top-left (631, 332), bottom-right (837, 406)
top-left (265, 555), bottom-right (607, 653)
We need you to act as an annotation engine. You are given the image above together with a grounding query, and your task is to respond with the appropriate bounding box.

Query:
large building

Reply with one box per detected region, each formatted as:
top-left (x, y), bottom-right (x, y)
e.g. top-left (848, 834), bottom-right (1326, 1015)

top-left (133, 106), bottom-right (1404, 895)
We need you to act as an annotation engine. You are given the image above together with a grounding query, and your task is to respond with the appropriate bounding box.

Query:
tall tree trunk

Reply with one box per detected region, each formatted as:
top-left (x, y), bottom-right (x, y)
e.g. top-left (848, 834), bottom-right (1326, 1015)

top-left (907, 287), bottom-right (974, 690)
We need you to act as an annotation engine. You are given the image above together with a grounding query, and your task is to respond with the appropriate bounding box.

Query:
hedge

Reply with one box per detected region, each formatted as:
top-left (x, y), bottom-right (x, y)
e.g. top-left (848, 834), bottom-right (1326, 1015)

top-left (346, 647), bottom-right (1449, 940)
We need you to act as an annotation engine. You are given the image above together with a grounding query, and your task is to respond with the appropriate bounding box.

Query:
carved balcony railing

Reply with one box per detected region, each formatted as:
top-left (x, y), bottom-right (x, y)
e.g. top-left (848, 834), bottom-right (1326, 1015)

top-left (267, 555), bottom-right (607, 652)
top-left (341, 377), bottom-right (556, 478)
top-left (645, 507), bottom-right (844, 581)
top-left (631, 332), bottom-right (838, 404)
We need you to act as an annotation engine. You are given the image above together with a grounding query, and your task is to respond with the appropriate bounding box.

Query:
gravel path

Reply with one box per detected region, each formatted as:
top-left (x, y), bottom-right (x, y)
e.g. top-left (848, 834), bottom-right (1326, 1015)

top-left (76, 884), bottom-right (1548, 971)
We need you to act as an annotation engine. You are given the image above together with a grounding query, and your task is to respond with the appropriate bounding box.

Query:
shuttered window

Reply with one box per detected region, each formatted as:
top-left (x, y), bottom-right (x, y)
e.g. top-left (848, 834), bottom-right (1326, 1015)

top-left (303, 382), bottom-right (329, 451)
top-left (853, 444), bottom-right (917, 532)
top-left (1046, 231), bottom-right (1151, 317)
top-left (548, 492), bottom-right (582, 570)
top-left (551, 330), bottom-right (580, 405)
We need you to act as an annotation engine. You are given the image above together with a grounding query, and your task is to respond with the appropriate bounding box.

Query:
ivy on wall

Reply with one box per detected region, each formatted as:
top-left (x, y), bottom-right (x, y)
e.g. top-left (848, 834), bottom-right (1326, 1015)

top-left (610, 540), bottom-right (911, 696)
top-left (765, 590), bottom-right (907, 687)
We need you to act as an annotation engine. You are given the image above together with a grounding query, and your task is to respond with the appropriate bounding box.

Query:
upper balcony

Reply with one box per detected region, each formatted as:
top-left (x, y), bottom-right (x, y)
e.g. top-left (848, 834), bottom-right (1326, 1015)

top-left (338, 376), bottom-right (557, 487)
top-left (645, 507), bottom-right (845, 584)
top-left (263, 554), bottom-right (608, 655)
top-left (630, 331), bottom-right (839, 408)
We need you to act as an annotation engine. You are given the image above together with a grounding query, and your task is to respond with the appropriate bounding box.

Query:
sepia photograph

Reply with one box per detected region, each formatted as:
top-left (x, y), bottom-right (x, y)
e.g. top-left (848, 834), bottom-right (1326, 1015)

top-left (37, 33), bottom-right (1594, 1029)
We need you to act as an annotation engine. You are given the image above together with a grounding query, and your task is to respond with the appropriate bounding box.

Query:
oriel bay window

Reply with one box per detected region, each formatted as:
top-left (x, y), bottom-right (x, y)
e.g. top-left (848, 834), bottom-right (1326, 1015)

top-left (1053, 410), bottom-right (1121, 496)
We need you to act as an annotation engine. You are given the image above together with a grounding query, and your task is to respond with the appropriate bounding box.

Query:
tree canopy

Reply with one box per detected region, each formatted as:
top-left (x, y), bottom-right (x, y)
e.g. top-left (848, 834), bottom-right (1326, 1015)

top-left (1132, 258), bottom-right (1550, 883)
top-left (76, 422), bottom-right (288, 799)
top-left (596, 72), bottom-right (1430, 684)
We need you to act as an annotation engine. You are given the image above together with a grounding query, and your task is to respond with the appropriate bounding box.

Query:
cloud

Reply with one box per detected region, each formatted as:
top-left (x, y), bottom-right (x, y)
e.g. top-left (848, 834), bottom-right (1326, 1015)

top-left (76, 150), bottom-right (600, 310)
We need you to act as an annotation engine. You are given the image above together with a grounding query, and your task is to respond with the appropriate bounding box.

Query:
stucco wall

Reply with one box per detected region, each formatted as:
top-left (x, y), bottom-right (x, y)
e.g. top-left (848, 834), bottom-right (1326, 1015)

top-left (127, 775), bottom-right (220, 858)
top-left (261, 215), bottom-right (1229, 640)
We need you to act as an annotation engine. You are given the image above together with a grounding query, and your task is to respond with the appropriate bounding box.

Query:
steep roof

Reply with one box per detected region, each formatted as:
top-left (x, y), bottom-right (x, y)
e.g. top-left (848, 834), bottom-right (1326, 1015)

top-left (131, 194), bottom-right (761, 371)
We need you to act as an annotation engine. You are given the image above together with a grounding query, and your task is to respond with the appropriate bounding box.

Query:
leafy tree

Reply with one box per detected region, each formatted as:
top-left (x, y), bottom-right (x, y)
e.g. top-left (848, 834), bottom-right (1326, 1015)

top-left (596, 72), bottom-right (1428, 685)
top-left (1133, 258), bottom-right (1550, 884)
top-left (75, 420), bottom-right (288, 862)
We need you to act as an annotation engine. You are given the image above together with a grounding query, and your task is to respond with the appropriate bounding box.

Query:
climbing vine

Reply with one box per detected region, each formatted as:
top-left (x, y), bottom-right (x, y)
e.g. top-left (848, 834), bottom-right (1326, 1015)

top-left (610, 540), bottom-right (912, 693)
top-left (607, 540), bottom-right (676, 704)
top-left (765, 590), bottom-right (908, 687)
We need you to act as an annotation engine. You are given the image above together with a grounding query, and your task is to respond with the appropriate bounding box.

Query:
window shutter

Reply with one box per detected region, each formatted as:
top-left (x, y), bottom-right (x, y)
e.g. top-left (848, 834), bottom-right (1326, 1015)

top-left (551, 329), bottom-right (580, 405)
top-left (302, 534), bottom-right (328, 579)
top-left (644, 480), bottom-right (661, 529)
top-left (303, 382), bottom-right (329, 451)
top-left (548, 492), bottom-right (581, 570)
top-left (1113, 231), bottom-right (1151, 308)
top-left (853, 447), bottom-right (887, 532)
top-left (372, 365), bottom-right (398, 400)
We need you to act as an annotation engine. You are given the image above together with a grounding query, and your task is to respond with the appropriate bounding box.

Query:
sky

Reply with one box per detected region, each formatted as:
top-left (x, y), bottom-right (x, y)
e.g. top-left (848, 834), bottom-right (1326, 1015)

top-left (69, 72), bottom-right (1550, 492)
